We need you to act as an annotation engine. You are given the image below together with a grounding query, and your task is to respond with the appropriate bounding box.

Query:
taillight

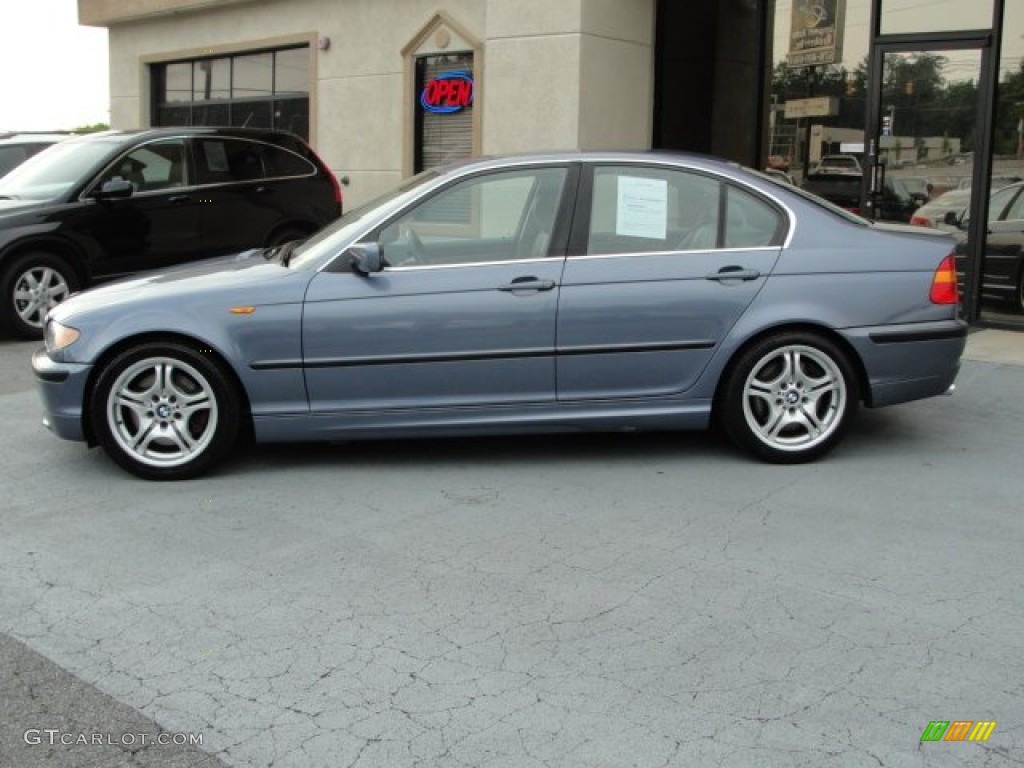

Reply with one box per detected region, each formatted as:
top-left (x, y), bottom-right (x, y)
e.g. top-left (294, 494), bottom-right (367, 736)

top-left (328, 169), bottom-right (343, 211)
top-left (910, 215), bottom-right (932, 227)
top-left (930, 253), bottom-right (958, 304)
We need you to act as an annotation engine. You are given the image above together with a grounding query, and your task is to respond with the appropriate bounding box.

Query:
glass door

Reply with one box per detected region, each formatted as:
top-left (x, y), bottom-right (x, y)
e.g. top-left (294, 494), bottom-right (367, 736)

top-left (866, 39), bottom-right (995, 319)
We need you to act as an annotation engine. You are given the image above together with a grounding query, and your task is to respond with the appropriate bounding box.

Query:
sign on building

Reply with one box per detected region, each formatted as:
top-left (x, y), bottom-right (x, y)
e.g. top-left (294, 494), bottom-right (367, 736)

top-left (787, 0), bottom-right (846, 69)
top-left (783, 96), bottom-right (839, 119)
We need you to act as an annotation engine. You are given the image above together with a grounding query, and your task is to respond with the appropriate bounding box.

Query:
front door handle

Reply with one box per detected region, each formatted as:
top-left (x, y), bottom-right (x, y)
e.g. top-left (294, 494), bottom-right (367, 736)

top-left (498, 277), bottom-right (556, 292)
top-left (706, 266), bottom-right (761, 282)
top-left (168, 194), bottom-right (191, 204)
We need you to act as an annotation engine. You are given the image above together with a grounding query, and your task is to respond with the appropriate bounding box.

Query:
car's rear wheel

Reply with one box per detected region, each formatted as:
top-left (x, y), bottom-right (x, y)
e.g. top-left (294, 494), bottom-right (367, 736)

top-left (266, 227), bottom-right (308, 247)
top-left (720, 332), bottom-right (858, 463)
top-left (91, 342), bottom-right (240, 480)
top-left (1, 251), bottom-right (79, 339)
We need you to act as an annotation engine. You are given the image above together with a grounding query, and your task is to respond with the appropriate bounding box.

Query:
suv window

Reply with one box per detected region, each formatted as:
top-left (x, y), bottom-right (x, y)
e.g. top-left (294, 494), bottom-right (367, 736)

top-left (98, 140), bottom-right (188, 192)
top-left (193, 138), bottom-right (315, 184)
top-left (262, 145), bottom-right (315, 178)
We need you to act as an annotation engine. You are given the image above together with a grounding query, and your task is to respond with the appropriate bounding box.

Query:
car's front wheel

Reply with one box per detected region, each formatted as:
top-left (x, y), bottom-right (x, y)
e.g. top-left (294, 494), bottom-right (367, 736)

top-left (91, 343), bottom-right (240, 480)
top-left (719, 332), bottom-right (858, 463)
top-left (1, 251), bottom-right (79, 339)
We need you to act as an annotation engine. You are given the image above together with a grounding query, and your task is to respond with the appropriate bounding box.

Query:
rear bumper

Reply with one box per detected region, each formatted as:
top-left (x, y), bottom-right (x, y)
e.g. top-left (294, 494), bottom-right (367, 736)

top-left (32, 348), bottom-right (91, 442)
top-left (840, 319), bottom-right (967, 408)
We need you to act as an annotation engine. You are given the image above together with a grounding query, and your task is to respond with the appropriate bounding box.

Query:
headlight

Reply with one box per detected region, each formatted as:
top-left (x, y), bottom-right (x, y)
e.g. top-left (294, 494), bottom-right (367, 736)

top-left (44, 319), bottom-right (80, 352)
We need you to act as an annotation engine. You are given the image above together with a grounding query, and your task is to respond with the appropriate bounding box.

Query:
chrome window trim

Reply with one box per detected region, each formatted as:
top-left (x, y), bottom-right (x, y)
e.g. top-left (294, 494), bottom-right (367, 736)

top-left (567, 245), bottom-right (781, 261)
top-left (313, 155), bottom-right (800, 274)
top-left (382, 256), bottom-right (557, 272)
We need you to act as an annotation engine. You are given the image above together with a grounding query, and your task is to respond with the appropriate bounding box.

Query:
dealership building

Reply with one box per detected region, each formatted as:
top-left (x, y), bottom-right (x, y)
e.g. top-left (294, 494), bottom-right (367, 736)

top-left (80, 0), bottom-right (1021, 324)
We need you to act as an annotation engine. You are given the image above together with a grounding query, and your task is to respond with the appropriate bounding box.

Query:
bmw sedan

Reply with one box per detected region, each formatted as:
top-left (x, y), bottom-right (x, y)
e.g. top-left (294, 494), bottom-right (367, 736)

top-left (33, 152), bottom-right (967, 480)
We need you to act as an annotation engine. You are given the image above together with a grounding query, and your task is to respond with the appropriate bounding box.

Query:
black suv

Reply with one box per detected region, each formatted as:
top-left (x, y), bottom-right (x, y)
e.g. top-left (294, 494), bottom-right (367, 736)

top-left (0, 127), bottom-right (342, 338)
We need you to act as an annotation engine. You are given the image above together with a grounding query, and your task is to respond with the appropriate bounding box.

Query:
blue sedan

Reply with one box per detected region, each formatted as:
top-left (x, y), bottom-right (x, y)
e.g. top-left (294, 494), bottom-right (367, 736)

top-left (33, 152), bottom-right (966, 479)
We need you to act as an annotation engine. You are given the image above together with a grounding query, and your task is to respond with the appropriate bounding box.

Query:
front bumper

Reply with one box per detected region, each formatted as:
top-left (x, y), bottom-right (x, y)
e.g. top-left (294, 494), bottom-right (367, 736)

top-left (32, 347), bottom-right (92, 442)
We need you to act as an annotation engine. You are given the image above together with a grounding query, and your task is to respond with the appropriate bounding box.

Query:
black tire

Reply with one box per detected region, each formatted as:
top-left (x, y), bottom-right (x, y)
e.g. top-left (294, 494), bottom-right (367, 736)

top-left (719, 332), bottom-right (858, 464)
top-left (1, 251), bottom-right (80, 339)
top-left (90, 342), bottom-right (240, 480)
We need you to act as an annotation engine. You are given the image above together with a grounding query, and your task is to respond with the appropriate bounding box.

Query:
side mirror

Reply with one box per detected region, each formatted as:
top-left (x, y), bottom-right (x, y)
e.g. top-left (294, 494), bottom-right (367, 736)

top-left (94, 178), bottom-right (134, 199)
top-left (345, 242), bottom-right (382, 275)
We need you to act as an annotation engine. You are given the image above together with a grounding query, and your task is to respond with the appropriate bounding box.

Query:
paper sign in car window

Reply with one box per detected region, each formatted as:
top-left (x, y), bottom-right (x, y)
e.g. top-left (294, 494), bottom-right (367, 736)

top-left (203, 142), bottom-right (229, 173)
top-left (616, 176), bottom-right (667, 239)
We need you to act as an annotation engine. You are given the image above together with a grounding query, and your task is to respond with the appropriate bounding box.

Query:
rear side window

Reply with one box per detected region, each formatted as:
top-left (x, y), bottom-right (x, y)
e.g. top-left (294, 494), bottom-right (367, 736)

top-left (262, 144), bottom-right (316, 178)
top-left (586, 166), bottom-right (784, 255)
top-left (193, 138), bottom-right (314, 184)
top-left (725, 186), bottom-right (784, 248)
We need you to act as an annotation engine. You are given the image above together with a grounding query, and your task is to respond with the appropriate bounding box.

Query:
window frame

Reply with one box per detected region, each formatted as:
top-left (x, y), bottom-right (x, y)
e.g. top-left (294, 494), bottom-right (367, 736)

top-left (367, 163), bottom-right (580, 270)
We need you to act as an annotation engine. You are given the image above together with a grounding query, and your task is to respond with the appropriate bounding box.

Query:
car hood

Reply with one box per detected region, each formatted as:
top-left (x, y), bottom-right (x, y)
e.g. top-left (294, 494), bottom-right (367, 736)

top-left (0, 197), bottom-right (52, 215)
top-left (51, 249), bottom-right (311, 323)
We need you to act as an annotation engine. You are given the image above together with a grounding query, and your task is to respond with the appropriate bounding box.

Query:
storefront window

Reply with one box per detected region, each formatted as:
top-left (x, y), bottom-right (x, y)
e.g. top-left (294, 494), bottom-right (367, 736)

top-left (980, 0), bottom-right (1024, 323)
top-left (879, 0), bottom-right (994, 36)
top-left (414, 52), bottom-right (474, 174)
top-left (768, 0), bottom-right (872, 183)
top-left (152, 46), bottom-right (310, 139)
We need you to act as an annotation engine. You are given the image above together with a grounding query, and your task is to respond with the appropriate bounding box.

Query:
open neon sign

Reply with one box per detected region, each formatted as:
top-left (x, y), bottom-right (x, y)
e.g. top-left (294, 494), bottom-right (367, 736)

top-left (420, 71), bottom-right (474, 114)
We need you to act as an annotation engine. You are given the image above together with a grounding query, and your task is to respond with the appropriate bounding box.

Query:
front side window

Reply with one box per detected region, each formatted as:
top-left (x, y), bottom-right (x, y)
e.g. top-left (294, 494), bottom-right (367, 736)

top-left (98, 140), bottom-right (188, 193)
top-left (377, 167), bottom-right (567, 267)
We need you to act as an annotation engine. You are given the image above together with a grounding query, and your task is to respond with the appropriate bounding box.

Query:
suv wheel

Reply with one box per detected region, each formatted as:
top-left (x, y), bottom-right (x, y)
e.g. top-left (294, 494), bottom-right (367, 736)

top-left (1, 252), bottom-right (79, 339)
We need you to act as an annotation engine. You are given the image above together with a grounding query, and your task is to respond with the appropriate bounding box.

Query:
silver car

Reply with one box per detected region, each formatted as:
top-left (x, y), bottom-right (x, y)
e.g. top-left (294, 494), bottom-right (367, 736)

top-left (33, 152), bottom-right (966, 480)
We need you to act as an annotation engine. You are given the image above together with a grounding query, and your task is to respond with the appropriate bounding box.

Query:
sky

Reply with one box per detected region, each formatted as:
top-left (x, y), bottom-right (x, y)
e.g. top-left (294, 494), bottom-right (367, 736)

top-left (0, 0), bottom-right (109, 131)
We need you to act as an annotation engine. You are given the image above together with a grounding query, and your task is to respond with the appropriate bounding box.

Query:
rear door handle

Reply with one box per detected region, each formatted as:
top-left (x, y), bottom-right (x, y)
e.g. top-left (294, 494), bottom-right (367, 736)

top-left (498, 277), bottom-right (556, 292)
top-left (706, 266), bottom-right (761, 282)
top-left (168, 194), bottom-right (191, 204)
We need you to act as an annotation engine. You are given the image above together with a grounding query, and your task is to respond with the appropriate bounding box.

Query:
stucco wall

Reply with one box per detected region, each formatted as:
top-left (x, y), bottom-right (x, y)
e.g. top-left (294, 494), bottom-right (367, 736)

top-left (98, 0), bottom-right (655, 207)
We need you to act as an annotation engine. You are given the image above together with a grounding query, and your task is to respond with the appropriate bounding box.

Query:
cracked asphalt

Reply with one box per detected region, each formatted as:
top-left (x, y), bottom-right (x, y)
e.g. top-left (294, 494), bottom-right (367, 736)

top-left (1, 334), bottom-right (1022, 767)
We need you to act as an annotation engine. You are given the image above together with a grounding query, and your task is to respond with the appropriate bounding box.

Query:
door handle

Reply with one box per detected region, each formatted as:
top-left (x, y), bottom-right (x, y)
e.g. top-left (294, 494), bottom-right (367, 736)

top-left (706, 266), bottom-right (760, 282)
top-left (168, 194), bottom-right (191, 204)
top-left (498, 277), bottom-right (556, 292)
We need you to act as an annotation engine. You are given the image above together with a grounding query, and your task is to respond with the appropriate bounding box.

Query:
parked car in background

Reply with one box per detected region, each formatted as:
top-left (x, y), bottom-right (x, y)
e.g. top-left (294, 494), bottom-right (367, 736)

top-left (897, 175), bottom-right (931, 204)
top-left (957, 175), bottom-right (1021, 191)
top-left (801, 171), bottom-right (918, 222)
top-left (813, 154), bottom-right (862, 174)
top-left (948, 181), bottom-right (1024, 312)
top-left (0, 127), bottom-right (342, 338)
top-left (34, 151), bottom-right (965, 479)
top-left (764, 167), bottom-right (795, 185)
top-left (0, 133), bottom-right (68, 178)
top-left (909, 188), bottom-right (971, 229)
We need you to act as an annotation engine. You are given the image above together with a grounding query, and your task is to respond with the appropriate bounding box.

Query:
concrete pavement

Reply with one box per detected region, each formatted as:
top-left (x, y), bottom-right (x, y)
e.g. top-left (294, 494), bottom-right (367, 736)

top-left (1, 328), bottom-right (1023, 767)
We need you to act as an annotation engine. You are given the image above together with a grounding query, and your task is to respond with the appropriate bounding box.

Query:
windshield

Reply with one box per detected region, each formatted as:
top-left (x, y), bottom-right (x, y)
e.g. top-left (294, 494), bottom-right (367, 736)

top-left (0, 140), bottom-right (117, 201)
top-left (288, 169), bottom-right (440, 269)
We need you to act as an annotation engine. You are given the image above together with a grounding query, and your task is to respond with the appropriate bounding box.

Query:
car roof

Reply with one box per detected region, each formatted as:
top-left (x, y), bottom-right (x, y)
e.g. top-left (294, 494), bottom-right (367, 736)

top-left (0, 133), bottom-right (71, 145)
top-left (56, 126), bottom-right (305, 147)
top-left (432, 150), bottom-right (747, 177)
